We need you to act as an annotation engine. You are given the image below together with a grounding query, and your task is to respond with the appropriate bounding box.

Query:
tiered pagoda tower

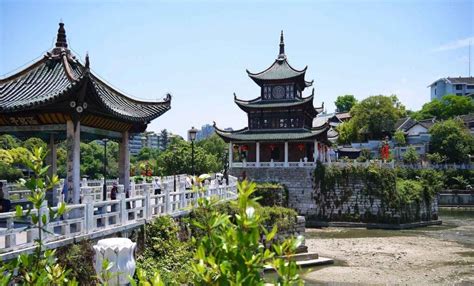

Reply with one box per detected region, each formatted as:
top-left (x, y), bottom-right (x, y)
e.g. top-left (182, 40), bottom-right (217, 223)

top-left (214, 32), bottom-right (331, 169)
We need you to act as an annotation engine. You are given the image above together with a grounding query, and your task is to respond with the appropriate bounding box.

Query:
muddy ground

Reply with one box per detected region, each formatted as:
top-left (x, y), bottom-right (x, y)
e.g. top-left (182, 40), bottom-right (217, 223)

top-left (303, 209), bottom-right (474, 285)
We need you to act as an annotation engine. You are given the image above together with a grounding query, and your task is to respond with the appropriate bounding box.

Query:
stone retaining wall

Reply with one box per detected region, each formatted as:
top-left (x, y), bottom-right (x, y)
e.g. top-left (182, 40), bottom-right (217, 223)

top-left (231, 167), bottom-right (439, 224)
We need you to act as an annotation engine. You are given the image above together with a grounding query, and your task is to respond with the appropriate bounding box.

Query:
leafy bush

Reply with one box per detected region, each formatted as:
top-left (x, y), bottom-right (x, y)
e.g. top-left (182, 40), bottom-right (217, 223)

top-left (56, 240), bottom-right (97, 285)
top-left (189, 181), bottom-right (302, 285)
top-left (135, 216), bottom-right (194, 284)
top-left (396, 179), bottom-right (424, 204)
top-left (252, 182), bottom-right (288, 207)
top-left (402, 146), bottom-right (419, 164)
top-left (1, 147), bottom-right (73, 285)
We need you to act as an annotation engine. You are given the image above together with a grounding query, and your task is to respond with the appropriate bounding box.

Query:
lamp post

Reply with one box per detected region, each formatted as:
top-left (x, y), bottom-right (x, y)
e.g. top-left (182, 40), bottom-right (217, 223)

top-left (188, 127), bottom-right (198, 176)
top-left (102, 138), bottom-right (109, 201)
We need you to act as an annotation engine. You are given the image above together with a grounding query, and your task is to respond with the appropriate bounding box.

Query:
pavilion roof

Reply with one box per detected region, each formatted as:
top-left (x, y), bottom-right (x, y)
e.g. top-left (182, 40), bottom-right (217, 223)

top-left (213, 122), bottom-right (330, 142)
top-left (246, 31), bottom-right (313, 90)
top-left (0, 23), bottom-right (171, 124)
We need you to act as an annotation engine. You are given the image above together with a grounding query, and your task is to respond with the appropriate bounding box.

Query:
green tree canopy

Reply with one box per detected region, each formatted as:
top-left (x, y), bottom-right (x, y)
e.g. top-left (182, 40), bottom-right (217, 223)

top-left (79, 141), bottom-right (119, 179)
top-left (22, 137), bottom-right (46, 151)
top-left (335, 94), bottom-right (357, 112)
top-left (155, 138), bottom-right (220, 176)
top-left (429, 119), bottom-right (474, 163)
top-left (393, 130), bottom-right (406, 146)
top-left (412, 94), bottom-right (474, 120)
top-left (0, 135), bottom-right (19, 149)
top-left (338, 95), bottom-right (406, 142)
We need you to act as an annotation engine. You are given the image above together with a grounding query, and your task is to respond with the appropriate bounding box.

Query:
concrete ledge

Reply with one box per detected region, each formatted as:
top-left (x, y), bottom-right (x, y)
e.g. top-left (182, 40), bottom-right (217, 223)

top-left (264, 255), bottom-right (334, 271)
top-left (306, 220), bottom-right (442, 230)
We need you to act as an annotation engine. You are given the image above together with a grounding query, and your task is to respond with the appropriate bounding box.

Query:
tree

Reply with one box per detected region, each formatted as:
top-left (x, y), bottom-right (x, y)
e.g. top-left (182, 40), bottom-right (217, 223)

top-left (196, 134), bottom-right (227, 170)
top-left (335, 95), bottom-right (357, 113)
top-left (393, 130), bottom-right (406, 146)
top-left (412, 94), bottom-right (474, 120)
top-left (79, 141), bottom-right (119, 179)
top-left (22, 137), bottom-right (46, 151)
top-left (0, 134), bottom-right (19, 149)
top-left (429, 119), bottom-right (474, 163)
top-left (339, 95), bottom-right (406, 141)
top-left (403, 146), bottom-right (419, 164)
top-left (336, 120), bottom-right (357, 144)
top-left (160, 129), bottom-right (169, 150)
top-left (155, 138), bottom-right (220, 176)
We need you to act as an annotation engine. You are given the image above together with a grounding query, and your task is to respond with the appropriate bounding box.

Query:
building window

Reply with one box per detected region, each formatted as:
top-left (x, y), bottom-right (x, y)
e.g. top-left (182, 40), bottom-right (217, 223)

top-left (455, 84), bottom-right (463, 90)
top-left (467, 85), bottom-right (474, 90)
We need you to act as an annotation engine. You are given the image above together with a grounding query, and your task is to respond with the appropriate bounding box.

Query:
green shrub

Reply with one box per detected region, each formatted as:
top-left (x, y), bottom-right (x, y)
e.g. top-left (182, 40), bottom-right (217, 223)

top-left (135, 216), bottom-right (194, 285)
top-left (252, 182), bottom-right (288, 207)
top-left (56, 240), bottom-right (97, 285)
top-left (396, 179), bottom-right (424, 204)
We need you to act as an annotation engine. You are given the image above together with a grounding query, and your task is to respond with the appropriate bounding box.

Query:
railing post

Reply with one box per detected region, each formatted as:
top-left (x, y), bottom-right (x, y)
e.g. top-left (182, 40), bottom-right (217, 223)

top-left (4, 217), bottom-right (15, 249)
top-left (84, 194), bottom-right (94, 234)
top-left (130, 181), bottom-right (136, 197)
top-left (39, 201), bottom-right (50, 242)
top-left (119, 193), bottom-right (127, 225)
top-left (165, 183), bottom-right (171, 214)
top-left (144, 188), bottom-right (151, 220)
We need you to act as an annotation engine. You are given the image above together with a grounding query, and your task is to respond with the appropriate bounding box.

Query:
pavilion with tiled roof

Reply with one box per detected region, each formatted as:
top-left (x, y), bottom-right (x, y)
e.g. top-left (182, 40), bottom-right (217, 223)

top-left (214, 32), bottom-right (331, 168)
top-left (0, 22), bottom-right (171, 204)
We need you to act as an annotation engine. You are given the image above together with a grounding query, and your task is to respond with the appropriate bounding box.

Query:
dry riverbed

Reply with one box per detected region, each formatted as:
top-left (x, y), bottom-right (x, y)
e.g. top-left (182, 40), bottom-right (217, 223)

top-left (302, 210), bottom-right (474, 285)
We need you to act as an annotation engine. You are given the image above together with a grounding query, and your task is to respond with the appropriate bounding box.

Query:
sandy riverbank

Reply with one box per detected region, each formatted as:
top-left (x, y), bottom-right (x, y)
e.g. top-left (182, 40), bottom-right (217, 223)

top-left (303, 214), bottom-right (474, 285)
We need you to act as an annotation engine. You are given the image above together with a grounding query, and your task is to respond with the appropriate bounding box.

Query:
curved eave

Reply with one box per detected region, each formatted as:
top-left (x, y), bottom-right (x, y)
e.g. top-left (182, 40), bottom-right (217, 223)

top-left (88, 74), bottom-right (171, 123)
top-left (214, 125), bottom-right (329, 143)
top-left (246, 58), bottom-right (308, 87)
top-left (234, 94), bottom-right (316, 112)
top-left (0, 55), bottom-right (84, 113)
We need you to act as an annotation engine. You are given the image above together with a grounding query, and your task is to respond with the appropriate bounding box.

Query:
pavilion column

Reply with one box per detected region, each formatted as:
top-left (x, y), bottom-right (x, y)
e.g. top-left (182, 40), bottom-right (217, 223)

top-left (228, 141), bottom-right (233, 168)
top-left (66, 120), bottom-right (81, 204)
top-left (46, 133), bottom-right (58, 206)
top-left (284, 141), bottom-right (289, 167)
top-left (119, 131), bottom-right (130, 194)
top-left (256, 142), bottom-right (260, 167)
top-left (314, 140), bottom-right (319, 162)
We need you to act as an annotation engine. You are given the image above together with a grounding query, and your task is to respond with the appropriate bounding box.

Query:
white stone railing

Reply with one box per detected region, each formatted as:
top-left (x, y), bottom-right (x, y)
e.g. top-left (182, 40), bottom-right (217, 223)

top-left (232, 160), bottom-right (474, 170)
top-left (0, 175), bottom-right (238, 260)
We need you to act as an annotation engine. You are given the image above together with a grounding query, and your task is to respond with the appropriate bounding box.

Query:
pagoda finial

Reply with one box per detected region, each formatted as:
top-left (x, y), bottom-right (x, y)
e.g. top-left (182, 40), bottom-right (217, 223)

top-left (55, 22), bottom-right (68, 49)
top-left (278, 30), bottom-right (285, 59)
top-left (85, 52), bottom-right (90, 69)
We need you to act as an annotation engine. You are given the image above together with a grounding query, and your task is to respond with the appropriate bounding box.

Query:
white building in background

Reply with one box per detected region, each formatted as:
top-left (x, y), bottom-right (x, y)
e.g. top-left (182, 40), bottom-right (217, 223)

top-left (429, 77), bottom-right (474, 100)
top-left (129, 131), bottom-right (175, 155)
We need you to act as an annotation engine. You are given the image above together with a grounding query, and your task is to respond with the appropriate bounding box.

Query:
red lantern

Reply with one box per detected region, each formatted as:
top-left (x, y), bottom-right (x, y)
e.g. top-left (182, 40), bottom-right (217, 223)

top-left (241, 145), bottom-right (248, 152)
top-left (297, 143), bottom-right (305, 151)
top-left (269, 144), bottom-right (276, 151)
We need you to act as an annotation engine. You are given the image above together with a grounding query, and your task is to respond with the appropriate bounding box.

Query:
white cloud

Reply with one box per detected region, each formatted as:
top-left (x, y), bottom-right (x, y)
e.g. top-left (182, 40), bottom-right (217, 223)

top-left (433, 36), bottom-right (474, 52)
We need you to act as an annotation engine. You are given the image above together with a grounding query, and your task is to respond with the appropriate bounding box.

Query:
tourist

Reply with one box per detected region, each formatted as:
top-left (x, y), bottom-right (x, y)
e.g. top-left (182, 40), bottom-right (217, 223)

top-left (0, 182), bottom-right (12, 213)
top-left (61, 180), bottom-right (68, 203)
top-left (153, 178), bottom-right (161, 195)
top-left (110, 183), bottom-right (118, 212)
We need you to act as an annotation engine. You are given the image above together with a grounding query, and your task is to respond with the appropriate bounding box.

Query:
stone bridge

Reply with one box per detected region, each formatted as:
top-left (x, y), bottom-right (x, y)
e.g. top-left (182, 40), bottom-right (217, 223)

top-left (0, 175), bottom-right (238, 261)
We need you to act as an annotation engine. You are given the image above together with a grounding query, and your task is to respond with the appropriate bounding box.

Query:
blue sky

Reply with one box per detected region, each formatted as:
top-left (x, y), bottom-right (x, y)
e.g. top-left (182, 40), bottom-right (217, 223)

top-left (1, 0), bottom-right (473, 137)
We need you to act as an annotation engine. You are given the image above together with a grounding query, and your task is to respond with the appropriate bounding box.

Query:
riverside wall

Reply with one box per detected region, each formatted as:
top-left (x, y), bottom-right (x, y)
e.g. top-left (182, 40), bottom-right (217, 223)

top-left (230, 167), bottom-right (438, 224)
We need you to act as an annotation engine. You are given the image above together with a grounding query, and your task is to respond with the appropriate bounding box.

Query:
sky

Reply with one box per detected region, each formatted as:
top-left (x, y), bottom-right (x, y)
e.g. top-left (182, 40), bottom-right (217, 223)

top-left (1, 0), bottom-right (473, 137)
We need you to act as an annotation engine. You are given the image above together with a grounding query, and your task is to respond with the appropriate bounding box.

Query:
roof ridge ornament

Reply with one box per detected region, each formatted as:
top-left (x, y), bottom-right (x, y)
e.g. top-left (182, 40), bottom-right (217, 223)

top-left (85, 52), bottom-right (90, 70)
top-left (51, 22), bottom-right (71, 56)
top-left (278, 30), bottom-right (286, 60)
